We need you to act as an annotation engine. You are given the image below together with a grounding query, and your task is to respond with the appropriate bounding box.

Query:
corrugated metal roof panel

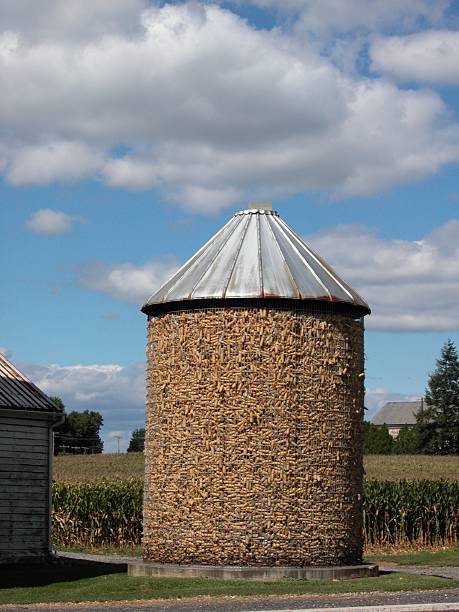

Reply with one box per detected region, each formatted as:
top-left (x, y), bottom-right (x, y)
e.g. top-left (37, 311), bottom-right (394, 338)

top-left (276, 217), bottom-right (355, 303)
top-left (142, 207), bottom-right (370, 314)
top-left (158, 216), bottom-right (238, 303)
top-left (0, 354), bottom-right (60, 413)
top-left (266, 215), bottom-right (331, 299)
top-left (192, 214), bottom-right (250, 299)
top-left (259, 215), bottom-right (299, 298)
top-left (226, 213), bottom-right (261, 298)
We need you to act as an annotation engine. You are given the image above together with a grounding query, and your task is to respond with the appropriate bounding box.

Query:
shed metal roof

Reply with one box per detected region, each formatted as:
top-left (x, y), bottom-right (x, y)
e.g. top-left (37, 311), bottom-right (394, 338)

top-left (371, 401), bottom-right (422, 426)
top-left (142, 206), bottom-right (370, 315)
top-left (0, 354), bottom-right (60, 413)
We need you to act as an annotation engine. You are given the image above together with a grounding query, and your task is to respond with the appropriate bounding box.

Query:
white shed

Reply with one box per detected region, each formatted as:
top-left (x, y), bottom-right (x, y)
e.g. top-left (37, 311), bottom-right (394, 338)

top-left (0, 354), bottom-right (63, 563)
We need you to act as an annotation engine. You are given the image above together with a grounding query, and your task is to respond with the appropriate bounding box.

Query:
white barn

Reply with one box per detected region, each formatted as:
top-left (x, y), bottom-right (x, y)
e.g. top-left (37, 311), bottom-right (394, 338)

top-left (0, 354), bottom-right (63, 563)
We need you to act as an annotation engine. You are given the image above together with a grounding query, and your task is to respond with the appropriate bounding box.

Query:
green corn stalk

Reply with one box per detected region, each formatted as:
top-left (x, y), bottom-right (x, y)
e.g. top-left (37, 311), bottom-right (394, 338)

top-left (53, 479), bottom-right (459, 549)
top-left (363, 480), bottom-right (459, 547)
top-left (52, 479), bottom-right (143, 547)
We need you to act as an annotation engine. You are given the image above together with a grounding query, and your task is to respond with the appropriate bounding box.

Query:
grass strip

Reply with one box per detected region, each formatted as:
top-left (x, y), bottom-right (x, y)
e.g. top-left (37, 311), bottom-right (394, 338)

top-left (0, 563), bottom-right (458, 606)
top-left (56, 544), bottom-right (143, 558)
top-left (367, 548), bottom-right (459, 567)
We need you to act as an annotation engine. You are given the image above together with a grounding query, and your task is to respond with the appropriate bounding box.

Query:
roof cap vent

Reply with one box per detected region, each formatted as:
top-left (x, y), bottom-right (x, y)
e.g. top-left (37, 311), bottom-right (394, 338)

top-left (248, 201), bottom-right (272, 211)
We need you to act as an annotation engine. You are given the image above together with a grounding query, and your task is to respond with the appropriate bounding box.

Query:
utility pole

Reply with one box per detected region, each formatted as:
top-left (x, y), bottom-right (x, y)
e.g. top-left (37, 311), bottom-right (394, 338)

top-left (114, 435), bottom-right (121, 454)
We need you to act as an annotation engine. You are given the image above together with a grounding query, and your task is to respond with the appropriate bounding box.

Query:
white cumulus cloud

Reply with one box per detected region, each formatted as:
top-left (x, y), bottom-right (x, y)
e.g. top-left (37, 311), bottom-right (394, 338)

top-left (0, 0), bottom-right (147, 45)
top-left (340, 0), bottom-right (447, 32)
top-left (25, 209), bottom-right (86, 235)
top-left (20, 361), bottom-right (146, 453)
top-left (245, 0), bottom-right (448, 35)
top-left (7, 142), bottom-right (104, 186)
top-left (370, 30), bottom-right (459, 85)
top-left (0, 3), bottom-right (457, 211)
top-left (307, 220), bottom-right (459, 332)
top-left (79, 259), bottom-right (179, 305)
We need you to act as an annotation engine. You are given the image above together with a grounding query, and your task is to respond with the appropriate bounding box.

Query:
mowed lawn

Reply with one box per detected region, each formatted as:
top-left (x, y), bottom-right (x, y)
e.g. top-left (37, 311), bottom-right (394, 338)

top-left (1, 563), bottom-right (458, 606)
top-left (53, 453), bottom-right (459, 483)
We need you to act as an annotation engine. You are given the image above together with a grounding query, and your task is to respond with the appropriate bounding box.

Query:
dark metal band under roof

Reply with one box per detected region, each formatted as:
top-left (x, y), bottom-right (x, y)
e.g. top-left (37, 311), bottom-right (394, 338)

top-left (142, 205), bottom-right (370, 317)
top-left (146, 297), bottom-right (368, 319)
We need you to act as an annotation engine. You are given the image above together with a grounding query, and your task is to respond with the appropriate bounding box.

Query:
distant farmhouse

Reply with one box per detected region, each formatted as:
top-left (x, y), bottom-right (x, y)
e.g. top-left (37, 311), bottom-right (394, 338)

top-left (371, 400), bottom-right (423, 438)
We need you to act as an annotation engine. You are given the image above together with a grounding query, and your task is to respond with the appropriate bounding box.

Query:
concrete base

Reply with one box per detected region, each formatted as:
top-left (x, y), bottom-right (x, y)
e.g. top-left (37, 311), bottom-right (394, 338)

top-left (128, 561), bottom-right (379, 581)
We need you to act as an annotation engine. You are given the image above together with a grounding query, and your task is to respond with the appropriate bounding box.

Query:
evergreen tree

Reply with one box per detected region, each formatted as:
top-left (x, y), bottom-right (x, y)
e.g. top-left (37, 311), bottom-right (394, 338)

top-left (417, 339), bottom-right (459, 455)
top-left (362, 421), bottom-right (393, 454)
top-left (127, 428), bottom-right (145, 453)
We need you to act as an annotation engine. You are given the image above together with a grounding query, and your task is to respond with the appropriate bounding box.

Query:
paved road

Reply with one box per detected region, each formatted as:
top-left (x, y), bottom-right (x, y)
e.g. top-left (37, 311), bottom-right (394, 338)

top-left (3, 589), bottom-right (459, 612)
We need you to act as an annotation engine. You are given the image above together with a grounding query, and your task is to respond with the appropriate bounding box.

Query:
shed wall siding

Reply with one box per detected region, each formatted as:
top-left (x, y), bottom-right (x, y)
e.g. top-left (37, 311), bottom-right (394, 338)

top-left (0, 415), bottom-right (50, 563)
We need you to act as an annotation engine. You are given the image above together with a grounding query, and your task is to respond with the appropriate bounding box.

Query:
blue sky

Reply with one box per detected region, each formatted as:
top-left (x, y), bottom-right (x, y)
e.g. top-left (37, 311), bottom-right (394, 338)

top-left (1, 0), bottom-right (458, 451)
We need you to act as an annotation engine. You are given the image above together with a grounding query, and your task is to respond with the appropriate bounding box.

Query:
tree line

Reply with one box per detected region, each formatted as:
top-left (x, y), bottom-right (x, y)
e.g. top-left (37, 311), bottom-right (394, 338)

top-left (50, 395), bottom-right (142, 455)
top-left (50, 397), bottom-right (104, 454)
top-left (364, 339), bottom-right (459, 455)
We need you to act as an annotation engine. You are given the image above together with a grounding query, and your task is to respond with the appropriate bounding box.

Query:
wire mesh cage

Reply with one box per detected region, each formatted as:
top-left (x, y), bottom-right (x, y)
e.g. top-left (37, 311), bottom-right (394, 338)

top-left (143, 302), bottom-right (365, 566)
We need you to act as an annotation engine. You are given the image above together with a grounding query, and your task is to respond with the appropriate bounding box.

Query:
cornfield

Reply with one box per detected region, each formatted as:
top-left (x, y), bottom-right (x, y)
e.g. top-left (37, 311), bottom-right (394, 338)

top-left (52, 479), bottom-right (459, 551)
top-left (52, 479), bottom-right (143, 547)
top-left (364, 480), bottom-right (459, 548)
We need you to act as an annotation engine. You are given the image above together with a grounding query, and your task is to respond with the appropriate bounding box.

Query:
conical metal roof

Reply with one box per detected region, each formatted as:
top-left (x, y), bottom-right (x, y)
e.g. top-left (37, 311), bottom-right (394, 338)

top-left (141, 206), bottom-right (370, 316)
